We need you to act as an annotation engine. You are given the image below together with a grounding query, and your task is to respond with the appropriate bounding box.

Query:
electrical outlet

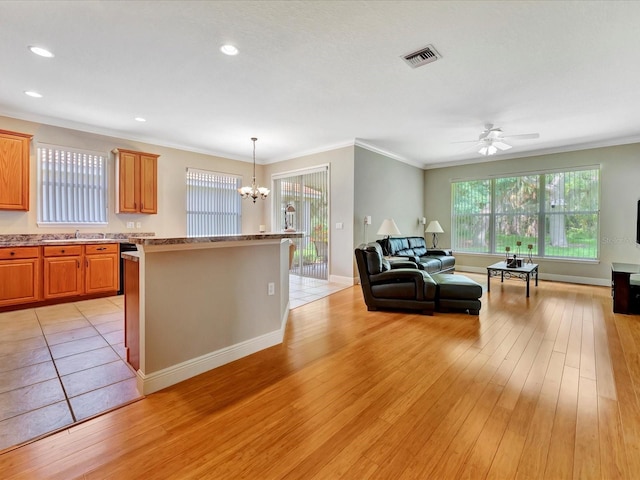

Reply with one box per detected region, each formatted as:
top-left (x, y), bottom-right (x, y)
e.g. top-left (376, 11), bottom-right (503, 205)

top-left (268, 282), bottom-right (275, 295)
top-left (136, 222), bottom-right (142, 228)
top-left (126, 222), bottom-right (134, 228)
top-left (336, 222), bottom-right (343, 230)
top-left (364, 216), bottom-right (372, 225)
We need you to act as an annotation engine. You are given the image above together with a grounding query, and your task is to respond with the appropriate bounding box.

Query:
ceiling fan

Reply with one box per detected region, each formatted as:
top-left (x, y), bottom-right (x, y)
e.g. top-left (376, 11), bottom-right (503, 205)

top-left (456, 123), bottom-right (540, 156)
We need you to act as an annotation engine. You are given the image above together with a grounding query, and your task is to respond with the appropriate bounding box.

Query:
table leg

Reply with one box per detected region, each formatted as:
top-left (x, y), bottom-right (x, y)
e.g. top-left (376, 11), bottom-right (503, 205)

top-left (535, 267), bottom-right (538, 286)
top-left (501, 271), bottom-right (504, 283)
top-left (487, 269), bottom-right (491, 292)
top-left (526, 273), bottom-right (530, 297)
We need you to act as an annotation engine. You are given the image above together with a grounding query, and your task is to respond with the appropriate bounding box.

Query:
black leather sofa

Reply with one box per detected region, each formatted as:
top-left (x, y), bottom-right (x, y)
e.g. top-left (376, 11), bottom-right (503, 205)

top-left (355, 242), bottom-right (481, 315)
top-left (378, 236), bottom-right (455, 274)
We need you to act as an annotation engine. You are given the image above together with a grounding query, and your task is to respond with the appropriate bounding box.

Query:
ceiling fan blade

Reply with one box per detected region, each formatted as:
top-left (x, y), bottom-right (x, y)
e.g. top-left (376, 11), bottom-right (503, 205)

top-left (493, 141), bottom-right (512, 151)
top-left (450, 139), bottom-right (481, 144)
top-left (502, 133), bottom-right (539, 140)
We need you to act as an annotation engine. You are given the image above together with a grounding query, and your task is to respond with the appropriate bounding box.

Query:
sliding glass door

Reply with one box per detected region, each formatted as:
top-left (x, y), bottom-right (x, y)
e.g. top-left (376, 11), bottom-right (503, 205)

top-left (272, 166), bottom-right (329, 280)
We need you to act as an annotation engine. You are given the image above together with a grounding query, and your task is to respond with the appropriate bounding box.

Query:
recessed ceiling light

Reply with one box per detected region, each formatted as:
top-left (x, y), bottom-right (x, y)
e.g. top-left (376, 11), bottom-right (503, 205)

top-left (28, 46), bottom-right (54, 58)
top-left (134, 117), bottom-right (146, 122)
top-left (220, 44), bottom-right (239, 56)
top-left (24, 90), bottom-right (43, 98)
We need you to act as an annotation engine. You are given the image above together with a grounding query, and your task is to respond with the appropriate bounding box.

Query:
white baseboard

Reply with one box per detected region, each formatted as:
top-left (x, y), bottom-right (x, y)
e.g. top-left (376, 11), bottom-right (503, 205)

top-left (329, 274), bottom-right (355, 285)
top-left (456, 265), bottom-right (610, 287)
top-left (138, 328), bottom-right (285, 395)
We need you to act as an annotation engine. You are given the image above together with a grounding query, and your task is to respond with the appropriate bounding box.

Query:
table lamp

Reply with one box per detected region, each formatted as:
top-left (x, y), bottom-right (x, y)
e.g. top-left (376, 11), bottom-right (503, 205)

top-left (425, 220), bottom-right (444, 248)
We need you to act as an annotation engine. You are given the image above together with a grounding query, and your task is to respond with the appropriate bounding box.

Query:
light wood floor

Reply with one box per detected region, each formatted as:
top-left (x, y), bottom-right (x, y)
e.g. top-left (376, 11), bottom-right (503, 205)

top-left (2, 274), bottom-right (640, 479)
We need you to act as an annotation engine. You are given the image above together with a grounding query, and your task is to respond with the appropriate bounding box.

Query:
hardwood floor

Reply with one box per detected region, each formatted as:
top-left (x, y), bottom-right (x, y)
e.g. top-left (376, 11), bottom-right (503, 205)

top-left (2, 274), bottom-right (640, 479)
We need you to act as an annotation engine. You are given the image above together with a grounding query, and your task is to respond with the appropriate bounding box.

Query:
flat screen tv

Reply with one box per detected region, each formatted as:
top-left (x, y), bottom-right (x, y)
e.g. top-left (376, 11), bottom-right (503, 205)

top-left (637, 200), bottom-right (640, 244)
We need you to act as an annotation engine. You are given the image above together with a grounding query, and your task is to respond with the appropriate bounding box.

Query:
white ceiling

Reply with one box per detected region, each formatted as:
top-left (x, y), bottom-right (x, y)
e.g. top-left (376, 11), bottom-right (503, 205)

top-left (2, 0), bottom-right (640, 169)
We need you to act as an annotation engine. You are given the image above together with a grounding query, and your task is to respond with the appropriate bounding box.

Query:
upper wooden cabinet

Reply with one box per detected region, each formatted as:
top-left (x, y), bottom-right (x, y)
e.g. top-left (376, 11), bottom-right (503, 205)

top-left (0, 129), bottom-right (33, 211)
top-left (114, 148), bottom-right (159, 214)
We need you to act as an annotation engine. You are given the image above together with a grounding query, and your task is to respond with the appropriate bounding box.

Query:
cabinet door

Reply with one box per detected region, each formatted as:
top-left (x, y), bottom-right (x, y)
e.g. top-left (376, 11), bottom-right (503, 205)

top-left (118, 150), bottom-right (140, 213)
top-left (85, 252), bottom-right (119, 294)
top-left (44, 256), bottom-right (83, 299)
top-left (0, 258), bottom-right (40, 306)
top-left (139, 153), bottom-right (157, 214)
top-left (0, 129), bottom-right (32, 211)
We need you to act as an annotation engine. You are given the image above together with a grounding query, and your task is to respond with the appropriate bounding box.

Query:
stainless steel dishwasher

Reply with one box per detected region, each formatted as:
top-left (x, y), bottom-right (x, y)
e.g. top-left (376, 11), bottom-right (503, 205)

top-left (118, 243), bottom-right (138, 295)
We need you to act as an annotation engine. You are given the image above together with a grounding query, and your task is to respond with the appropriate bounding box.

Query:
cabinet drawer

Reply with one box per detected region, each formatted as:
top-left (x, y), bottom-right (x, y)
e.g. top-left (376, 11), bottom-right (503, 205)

top-left (85, 243), bottom-right (118, 255)
top-left (0, 246), bottom-right (40, 260)
top-left (44, 245), bottom-right (83, 257)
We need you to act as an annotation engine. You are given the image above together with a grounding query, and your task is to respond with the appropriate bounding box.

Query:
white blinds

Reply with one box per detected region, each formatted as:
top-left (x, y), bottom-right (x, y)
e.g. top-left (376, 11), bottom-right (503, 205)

top-left (38, 144), bottom-right (108, 224)
top-left (186, 168), bottom-right (242, 236)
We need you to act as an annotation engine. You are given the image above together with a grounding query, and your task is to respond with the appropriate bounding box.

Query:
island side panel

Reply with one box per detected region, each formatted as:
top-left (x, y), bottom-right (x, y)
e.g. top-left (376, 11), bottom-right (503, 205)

top-left (142, 242), bottom-right (284, 375)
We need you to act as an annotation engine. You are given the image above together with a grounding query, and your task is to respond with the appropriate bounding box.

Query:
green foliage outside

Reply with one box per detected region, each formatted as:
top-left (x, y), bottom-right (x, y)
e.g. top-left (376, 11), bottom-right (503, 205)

top-left (452, 169), bottom-right (599, 260)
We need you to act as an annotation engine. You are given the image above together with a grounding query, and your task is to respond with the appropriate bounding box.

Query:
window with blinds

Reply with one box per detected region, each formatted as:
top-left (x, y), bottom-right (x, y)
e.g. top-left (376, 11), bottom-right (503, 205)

top-left (186, 168), bottom-right (242, 236)
top-left (451, 167), bottom-right (600, 260)
top-left (37, 144), bottom-right (108, 224)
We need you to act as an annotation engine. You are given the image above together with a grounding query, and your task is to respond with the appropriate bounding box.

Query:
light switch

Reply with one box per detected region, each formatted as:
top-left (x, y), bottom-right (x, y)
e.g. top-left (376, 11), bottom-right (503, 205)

top-left (336, 222), bottom-right (343, 230)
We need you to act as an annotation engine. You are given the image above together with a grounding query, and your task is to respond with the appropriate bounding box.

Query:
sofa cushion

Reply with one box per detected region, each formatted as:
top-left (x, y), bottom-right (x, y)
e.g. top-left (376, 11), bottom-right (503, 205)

top-left (387, 237), bottom-right (409, 255)
top-left (418, 258), bottom-right (442, 273)
top-left (407, 237), bottom-right (426, 249)
top-left (432, 274), bottom-right (482, 300)
top-left (371, 282), bottom-right (416, 299)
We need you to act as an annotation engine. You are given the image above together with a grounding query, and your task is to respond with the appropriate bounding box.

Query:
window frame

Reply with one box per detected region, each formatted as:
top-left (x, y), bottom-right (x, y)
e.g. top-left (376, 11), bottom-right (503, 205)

top-left (37, 143), bottom-right (108, 226)
top-left (451, 166), bottom-right (600, 261)
top-left (185, 168), bottom-right (242, 236)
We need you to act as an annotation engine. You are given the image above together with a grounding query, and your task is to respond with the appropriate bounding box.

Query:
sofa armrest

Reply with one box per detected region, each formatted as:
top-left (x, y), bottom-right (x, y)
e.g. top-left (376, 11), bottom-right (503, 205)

top-left (389, 260), bottom-right (418, 269)
top-left (426, 249), bottom-right (453, 256)
top-left (370, 269), bottom-right (431, 300)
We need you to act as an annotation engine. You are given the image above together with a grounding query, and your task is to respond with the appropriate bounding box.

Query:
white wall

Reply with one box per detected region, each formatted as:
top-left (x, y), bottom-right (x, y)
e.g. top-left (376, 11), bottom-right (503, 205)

top-left (424, 143), bottom-right (640, 284)
top-left (0, 115), bottom-right (265, 236)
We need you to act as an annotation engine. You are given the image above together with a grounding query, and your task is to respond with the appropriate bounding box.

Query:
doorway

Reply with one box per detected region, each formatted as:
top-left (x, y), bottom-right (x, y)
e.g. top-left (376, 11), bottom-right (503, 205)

top-left (272, 166), bottom-right (329, 280)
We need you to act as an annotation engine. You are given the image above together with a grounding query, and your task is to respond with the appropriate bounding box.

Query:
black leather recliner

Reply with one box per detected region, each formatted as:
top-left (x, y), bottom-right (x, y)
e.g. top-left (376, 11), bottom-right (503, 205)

top-left (355, 242), bottom-right (437, 315)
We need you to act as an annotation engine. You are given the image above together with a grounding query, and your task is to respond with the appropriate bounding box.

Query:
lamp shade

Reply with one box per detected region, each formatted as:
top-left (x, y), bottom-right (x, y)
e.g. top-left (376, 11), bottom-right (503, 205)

top-left (377, 218), bottom-right (401, 236)
top-left (425, 220), bottom-right (444, 234)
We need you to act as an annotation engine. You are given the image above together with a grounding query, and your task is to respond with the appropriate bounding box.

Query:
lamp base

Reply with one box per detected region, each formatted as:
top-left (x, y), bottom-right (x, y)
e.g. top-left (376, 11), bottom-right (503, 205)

top-left (431, 233), bottom-right (438, 249)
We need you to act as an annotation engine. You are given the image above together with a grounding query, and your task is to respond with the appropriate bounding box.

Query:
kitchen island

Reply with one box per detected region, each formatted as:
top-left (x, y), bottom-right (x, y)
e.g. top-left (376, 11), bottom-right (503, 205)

top-left (123, 233), bottom-right (303, 394)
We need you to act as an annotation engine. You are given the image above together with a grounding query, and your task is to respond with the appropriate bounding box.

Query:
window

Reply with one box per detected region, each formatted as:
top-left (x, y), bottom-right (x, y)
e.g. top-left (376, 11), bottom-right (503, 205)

top-left (38, 144), bottom-right (108, 224)
top-left (186, 168), bottom-right (241, 236)
top-left (452, 167), bottom-right (600, 260)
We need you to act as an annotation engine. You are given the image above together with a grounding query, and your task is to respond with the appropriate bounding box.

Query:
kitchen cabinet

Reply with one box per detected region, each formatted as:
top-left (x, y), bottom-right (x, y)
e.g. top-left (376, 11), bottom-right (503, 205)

top-left (114, 148), bottom-right (159, 214)
top-left (43, 243), bottom-right (119, 299)
top-left (0, 129), bottom-right (33, 211)
top-left (85, 244), bottom-right (119, 294)
top-left (0, 246), bottom-right (41, 307)
top-left (43, 245), bottom-right (83, 299)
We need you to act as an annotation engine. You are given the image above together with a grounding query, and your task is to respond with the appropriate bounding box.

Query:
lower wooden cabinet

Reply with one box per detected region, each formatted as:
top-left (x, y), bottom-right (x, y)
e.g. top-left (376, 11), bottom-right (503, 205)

top-left (0, 247), bottom-right (41, 307)
top-left (85, 244), bottom-right (119, 294)
top-left (43, 244), bottom-right (119, 300)
top-left (43, 245), bottom-right (83, 299)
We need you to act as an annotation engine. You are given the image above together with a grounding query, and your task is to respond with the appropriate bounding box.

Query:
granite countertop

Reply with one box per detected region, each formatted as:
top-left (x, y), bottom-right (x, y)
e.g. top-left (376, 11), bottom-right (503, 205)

top-left (0, 233), bottom-right (155, 248)
top-left (129, 232), bottom-right (304, 246)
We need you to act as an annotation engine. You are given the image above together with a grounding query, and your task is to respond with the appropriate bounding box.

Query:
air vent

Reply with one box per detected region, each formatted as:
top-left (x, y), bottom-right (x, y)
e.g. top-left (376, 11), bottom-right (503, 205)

top-left (401, 44), bottom-right (441, 69)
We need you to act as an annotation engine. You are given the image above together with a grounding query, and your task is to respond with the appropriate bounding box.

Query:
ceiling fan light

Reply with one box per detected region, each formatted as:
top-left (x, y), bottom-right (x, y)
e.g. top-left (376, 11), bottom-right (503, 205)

top-left (488, 145), bottom-right (497, 155)
top-left (479, 146), bottom-right (489, 156)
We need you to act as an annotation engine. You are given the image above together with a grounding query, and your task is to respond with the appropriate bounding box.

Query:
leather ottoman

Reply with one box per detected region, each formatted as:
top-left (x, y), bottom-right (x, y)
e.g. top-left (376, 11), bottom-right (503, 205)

top-left (431, 273), bottom-right (482, 315)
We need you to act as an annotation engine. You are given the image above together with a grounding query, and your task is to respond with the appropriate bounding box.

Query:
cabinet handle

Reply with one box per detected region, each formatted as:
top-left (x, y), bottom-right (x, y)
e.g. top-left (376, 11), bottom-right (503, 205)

top-left (86, 259), bottom-right (89, 268)
top-left (77, 260), bottom-right (80, 268)
top-left (97, 247), bottom-right (107, 251)
top-left (61, 249), bottom-right (65, 254)
top-left (10, 251), bottom-right (15, 256)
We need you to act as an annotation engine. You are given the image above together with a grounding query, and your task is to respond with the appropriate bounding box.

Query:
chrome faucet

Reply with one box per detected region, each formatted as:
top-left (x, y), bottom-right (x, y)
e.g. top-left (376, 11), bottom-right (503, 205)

top-left (75, 229), bottom-right (80, 239)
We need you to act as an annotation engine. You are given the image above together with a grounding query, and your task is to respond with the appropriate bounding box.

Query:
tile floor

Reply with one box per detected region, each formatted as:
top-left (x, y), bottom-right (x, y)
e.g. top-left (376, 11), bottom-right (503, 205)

top-left (0, 275), bottom-right (351, 452)
top-left (0, 296), bottom-right (140, 452)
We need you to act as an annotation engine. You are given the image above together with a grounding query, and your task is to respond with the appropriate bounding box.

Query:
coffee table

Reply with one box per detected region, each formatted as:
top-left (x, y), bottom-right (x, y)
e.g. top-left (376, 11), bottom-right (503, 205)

top-left (487, 261), bottom-right (539, 297)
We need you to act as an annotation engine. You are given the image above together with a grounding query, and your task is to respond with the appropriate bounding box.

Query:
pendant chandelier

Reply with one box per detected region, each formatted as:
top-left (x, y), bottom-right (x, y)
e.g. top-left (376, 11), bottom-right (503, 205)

top-left (238, 137), bottom-right (270, 203)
